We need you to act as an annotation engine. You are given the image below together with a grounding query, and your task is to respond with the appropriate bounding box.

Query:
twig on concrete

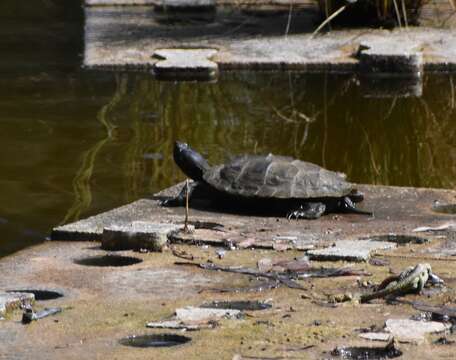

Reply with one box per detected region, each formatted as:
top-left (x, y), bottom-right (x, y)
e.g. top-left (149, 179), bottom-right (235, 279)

top-left (184, 179), bottom-right (190, 233)
top-left (174, 261), bottom-right (306, 290)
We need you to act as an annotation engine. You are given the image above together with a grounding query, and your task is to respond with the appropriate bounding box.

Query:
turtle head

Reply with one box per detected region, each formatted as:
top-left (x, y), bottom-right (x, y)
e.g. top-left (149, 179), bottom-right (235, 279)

top-left (173, 141), bottom-right (210, 182)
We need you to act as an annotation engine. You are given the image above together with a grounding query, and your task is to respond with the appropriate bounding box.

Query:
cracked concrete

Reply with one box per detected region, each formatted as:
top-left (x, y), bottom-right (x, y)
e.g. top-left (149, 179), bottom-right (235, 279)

top-left (52, 183), bottom-right (456, 257)
top-left (3, 180), bottom-right (456, 358)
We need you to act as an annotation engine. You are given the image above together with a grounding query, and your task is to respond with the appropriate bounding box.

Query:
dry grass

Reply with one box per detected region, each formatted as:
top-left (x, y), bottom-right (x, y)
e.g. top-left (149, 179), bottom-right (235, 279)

top-left (315, 0), bottom-right (437, 27)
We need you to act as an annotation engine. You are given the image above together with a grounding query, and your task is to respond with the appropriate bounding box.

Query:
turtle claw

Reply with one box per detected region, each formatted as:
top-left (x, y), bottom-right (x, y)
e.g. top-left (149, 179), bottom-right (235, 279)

top-left (287, 203), bottom-right (326, 220)
top-left (287, 206), bottom-right (304, 220)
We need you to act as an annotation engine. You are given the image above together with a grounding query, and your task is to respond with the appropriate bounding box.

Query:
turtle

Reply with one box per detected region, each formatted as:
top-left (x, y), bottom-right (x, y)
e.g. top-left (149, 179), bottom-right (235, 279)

top-left (162, 141), bottom-right (372, 219)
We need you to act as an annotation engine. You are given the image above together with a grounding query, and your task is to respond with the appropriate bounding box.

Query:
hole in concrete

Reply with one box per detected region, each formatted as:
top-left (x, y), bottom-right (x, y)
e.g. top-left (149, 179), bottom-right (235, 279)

top-left (6, 289), bottom-right (63, 301)
top-left (331, 344), bottom-right (402, 359)
top-left (432, 203), bottom-right (456, 215)
top-left (74, 255), bottom-right (142, 267)
top-left (200, 300), bottom-right (272, 311)
top-left (119, 334), bottom-right (191, 348)
top-left (362, 234), bottom-right (428, 244)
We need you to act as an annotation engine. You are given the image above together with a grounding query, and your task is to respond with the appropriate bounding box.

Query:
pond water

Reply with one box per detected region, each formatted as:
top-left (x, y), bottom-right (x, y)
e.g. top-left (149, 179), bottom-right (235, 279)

top-left (0, 2), bottom-right (455, 257)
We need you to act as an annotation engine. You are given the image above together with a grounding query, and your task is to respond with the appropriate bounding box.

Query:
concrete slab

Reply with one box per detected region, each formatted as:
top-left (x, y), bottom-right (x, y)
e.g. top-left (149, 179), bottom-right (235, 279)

top-left (153, 48), bottom-right (218, 80)
top-left (4, 223), bottom-right (456, 359)
top-left (83, 6), bottom-right (456, 74)
top-left (52, 184), bottom-right (456, 262)
top-left (51, 198), bottom-right (159, 241)
top-left (307, 239), bottom-right (397, 262)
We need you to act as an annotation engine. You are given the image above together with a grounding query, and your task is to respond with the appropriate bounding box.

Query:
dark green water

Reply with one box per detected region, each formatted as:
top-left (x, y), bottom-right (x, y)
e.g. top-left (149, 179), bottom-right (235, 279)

top-left (1, 1), bottom-right (455, 257)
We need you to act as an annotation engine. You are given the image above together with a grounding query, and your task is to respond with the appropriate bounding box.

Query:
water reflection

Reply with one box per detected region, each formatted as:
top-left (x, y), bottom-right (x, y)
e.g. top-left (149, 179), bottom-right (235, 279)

top-left (87, 71), bottom-right (456, 189)
top-left (1, 69), bottom-right (456, 257)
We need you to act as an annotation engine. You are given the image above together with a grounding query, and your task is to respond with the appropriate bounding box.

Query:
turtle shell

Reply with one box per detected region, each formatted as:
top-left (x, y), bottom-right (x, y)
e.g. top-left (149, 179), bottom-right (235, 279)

top-left (203, 154), bottom-right (353, 199)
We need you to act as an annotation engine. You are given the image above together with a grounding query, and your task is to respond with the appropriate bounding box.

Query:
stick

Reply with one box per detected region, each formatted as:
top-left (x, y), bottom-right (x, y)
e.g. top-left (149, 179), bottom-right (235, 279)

top-left (312, 5), bottom-right (346, 37)
top-left (174, 261), bottom-right (306, 290)
top-left (184, 179), bottom-right (190, 232)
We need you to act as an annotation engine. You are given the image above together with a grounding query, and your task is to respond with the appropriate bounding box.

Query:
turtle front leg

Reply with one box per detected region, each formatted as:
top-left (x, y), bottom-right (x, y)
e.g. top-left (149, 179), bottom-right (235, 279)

top-left (161, 181), bottom-right (198, 207)
top-left (287, 202), bottom-right (326, 220)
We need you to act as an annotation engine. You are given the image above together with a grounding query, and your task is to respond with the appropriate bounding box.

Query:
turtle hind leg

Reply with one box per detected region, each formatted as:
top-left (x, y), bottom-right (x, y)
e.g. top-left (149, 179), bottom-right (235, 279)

top-left (340, 196), bottom-right (373, 216)
top-left (161, 181), bottom-right (198, 207)
top-left (287, 203), bottom-right (326, 220)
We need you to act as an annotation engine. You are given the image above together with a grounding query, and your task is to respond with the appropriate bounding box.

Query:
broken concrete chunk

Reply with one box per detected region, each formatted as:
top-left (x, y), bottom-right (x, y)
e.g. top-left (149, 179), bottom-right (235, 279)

top-left (0, 292), bottom-right (35, 317)
top-left (175, 306), bottom-right (242, 322)
top-left (153, 49), bottom-right (218, 81)
top-left (385, 318), bottom-right (451, 344)
top-left (102, 221), bottom-right (189, 251)
top-left (308, 240), bottom-right (396, 262)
